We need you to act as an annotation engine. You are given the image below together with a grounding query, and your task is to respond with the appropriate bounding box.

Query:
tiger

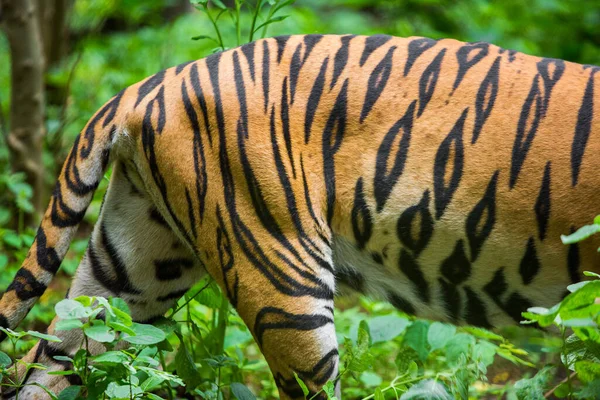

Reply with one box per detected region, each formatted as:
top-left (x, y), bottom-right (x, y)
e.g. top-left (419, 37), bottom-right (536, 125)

top-left (0, 33), bottom-right (599, 399)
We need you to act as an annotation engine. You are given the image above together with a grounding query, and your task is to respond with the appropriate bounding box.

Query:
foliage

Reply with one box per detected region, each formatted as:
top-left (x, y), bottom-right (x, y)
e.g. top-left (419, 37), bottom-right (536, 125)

top-left (1, 1), bottom-right (600, 399)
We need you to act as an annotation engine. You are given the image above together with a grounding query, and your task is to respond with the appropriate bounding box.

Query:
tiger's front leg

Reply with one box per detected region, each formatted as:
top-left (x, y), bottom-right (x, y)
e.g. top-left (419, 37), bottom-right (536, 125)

top-left (210, 209), bottom-right (339, 399)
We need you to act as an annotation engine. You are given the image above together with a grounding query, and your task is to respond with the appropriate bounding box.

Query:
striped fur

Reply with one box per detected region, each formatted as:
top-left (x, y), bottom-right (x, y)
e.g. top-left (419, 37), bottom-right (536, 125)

top-left (1, 34), bottom-right (599, 399)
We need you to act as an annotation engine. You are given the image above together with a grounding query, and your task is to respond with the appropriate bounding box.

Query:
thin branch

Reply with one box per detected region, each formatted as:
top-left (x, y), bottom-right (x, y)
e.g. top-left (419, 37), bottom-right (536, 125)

top-left (544, 371), bottom-right (577, 398)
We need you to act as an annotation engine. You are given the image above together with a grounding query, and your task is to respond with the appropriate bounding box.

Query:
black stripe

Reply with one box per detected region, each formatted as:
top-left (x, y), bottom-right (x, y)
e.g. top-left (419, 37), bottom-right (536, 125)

top-left (351, 178), bottom-right (373, 250)
top-left (534, 162), bottom-right (551, 241)
top-left (404, 37), bottom-right (436, 76)
top-left (7, 268), bottom-right (46, 300)
top-left (240, 41), bottom-right (256, 82)
top-left (453, 42), bottom-right (489, 92)
top-left (417, 48), bottom-right (446, 117)
top-left (254, 307), bottom-right (333, 346)
top-left (360, 46), bottom-right (396, 123)
top-left (274, 35), bottom-right (290, 63)
top-left (217, 206), bottom-right (239, 307)
top-left (519, 237), bottom-right (540, 285)
top-left (510, 75), bottom-right (542, 188)
top-left (537, 58), bottom-right (565, 116)
top-left (301, 34), bottom-right (323, 66)
top-left (289, 44), bottom-right (302, 105)
top-left (388, 292), bottom-right (416, 315)
top-left (464, 286), bottom-right (491, 328)
top-left (359, 34), bottom-right (392, 66)
top-left (280, 78), bottom-right (296, 177)
top-left (189, 63), bottom-right (213, 146)
top-left (440, 239), bottom-right (471, 285)
top-left (101, 224), bottom-right (141, 294)
top-left (262, 40), bottom-right (271, 113)
top-left (175, 60), bottom-right (193, 75)
top-left (323, 79), bottom-right (349, 225)
top-left (157, 288), bottom-right (189, 302)
top-left (433, 108), bottom-right (468, 220)
top-left (571, 68), bottom-right (597, 186)
top-left (135, 70), bottom-right (166, 107)
top-left (185, 188), bottom-right (198, 238)
top-left (181, 78), bottom-right (208, 224)
top-left (472, 57), bottom-right (500, 144)
top-left (36, 227), bottom-right (61, 273)
top-left (439, 278), bottom-right (461, 322)
top-left (374, 100), bottom-right (416, 211)
top-left (305, 57), bottom-right (330, 143)
top-left (398, 250), bottom-right (430, 303)
top-left (154, 258), bottom-right (194, 281)
top-left (331, 35), bottom-right (353, 89)
top-left (397, 189), bottom-right (433, 257)
top-left (465, 170), bottom-right (499, 262)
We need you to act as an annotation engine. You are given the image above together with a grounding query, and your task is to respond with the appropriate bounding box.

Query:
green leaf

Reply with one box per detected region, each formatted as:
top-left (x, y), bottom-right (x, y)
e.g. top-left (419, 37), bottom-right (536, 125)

top-left (230, 382), bottom-right (257, 399)
top-left (210, 0), bottom-right (227, 9)
top-left (559, 281), bottom-right (600, 321)
top-left (404, 320), bottom-right (430, 361)
top-left (30, 383), bottom-right (59, 400)
top-left (584, 271), bottom-right (600, 279)
top-left (444, 333), bottom-right (475, 366)
top-left (293, 372), bottom-right (309, 398)
top-left (567, 280), bottom-right (591, 293)
top-left (58, 386), bottom-right (81, 400)
top-left (460, 326), bottom-right (503, 341)
top-left (254, 15), bottom-right (289, 32)
top-left (522, 303), bottom-right (560, 327)
top-left (92, 351), bottom-right (130, 365)
top-left (55, 299), bottom-right (87, 320)
top-left (3, 231), bottom-right (22, 249)
top-left (192, 35), bottom-right (214, 41)
top-left (360, 371), bottom-right (383, 388)
top-left (576, 360), bottom-right (600, 383)
top-left (368, 315), bottom-right (410, 344)
top-left (0, 351), bottom-right (11, 367)
top-left (395, 347), bottom-right (419, 374)
top-left (26, 331), bottom-right (62, 342)
top-left (107, 321), bottom-right (135, 336)
top-left (561, 223), bottom-right (600, 244)
top-left (123, 323), bottom-right (166, 345)
top-left (53, 355), bottom-right (73, 363)
top-left (175, 333), bottom-right (202, 390)
top-left (400, 379), bottom-right (452, 400)
top-left (322, 380), bottom-right (337, 399)
top-left (84, 323), bottom-right (115, 343)
top-left (513, 366), bottom-right (555, 400)
top-left (374, 387), bottom-right (385, 400)
top-left (345, 321), bottom-right (374, 373)
top-left (427, 322), bottom-right (456, 351)
top-left (55, 318), bottom-right (84, 331)
top-left (0, 254), bottom-right (8, 269)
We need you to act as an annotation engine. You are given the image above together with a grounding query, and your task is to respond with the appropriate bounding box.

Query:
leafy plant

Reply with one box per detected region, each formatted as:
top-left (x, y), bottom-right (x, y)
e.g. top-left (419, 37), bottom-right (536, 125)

top-left (190, 0), bottom-right (295, 52)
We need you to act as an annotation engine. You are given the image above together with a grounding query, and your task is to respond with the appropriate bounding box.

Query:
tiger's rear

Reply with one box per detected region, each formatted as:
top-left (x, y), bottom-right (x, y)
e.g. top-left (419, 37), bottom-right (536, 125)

top-left (1, 34), bottom-right (599, 399)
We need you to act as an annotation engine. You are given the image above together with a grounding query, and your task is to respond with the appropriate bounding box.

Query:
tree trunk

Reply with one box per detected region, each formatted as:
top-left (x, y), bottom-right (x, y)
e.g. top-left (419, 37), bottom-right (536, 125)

top-left (2, 0), bottom-right (46, 217)
top-left (37, 0), bottom-right (68, 68)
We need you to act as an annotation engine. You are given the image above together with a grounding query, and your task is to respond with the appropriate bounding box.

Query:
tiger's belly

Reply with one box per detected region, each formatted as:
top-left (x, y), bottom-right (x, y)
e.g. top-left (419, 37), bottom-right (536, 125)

top-left (332, 206), bottom-right (600, 328)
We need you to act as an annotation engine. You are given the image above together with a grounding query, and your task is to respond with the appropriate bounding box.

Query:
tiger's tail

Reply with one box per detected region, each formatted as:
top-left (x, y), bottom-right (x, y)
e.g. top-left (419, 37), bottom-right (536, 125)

top-left (0, 90), bottom-right (127, 341)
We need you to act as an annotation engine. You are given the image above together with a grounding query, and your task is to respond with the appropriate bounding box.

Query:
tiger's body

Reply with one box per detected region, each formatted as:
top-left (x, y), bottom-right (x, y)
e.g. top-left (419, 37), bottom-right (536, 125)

top-left (1, 34), bottom-right (599, 399)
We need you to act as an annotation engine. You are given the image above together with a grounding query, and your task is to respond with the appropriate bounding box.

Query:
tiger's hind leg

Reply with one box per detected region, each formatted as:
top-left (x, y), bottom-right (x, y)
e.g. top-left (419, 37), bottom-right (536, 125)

top-left (208, 209), bottom-right (339, 400)
top-left (2, 162), bottom-right (205, 399)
